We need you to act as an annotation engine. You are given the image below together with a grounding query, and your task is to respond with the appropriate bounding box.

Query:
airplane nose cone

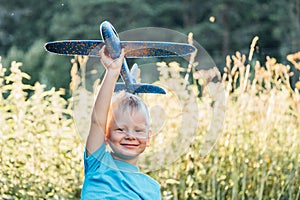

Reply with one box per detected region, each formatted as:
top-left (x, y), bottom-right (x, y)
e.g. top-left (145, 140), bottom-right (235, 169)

top-left (100, 21), bottom-right (119, 40)
top-left (100, 21), bottom-right (110, 32)
top-left (100, 21), bottom-right (121, 59)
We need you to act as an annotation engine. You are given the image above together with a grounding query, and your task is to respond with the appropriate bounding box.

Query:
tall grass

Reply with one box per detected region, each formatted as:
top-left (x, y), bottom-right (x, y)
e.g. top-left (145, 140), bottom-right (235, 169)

top-left (0, 59), bottom-right (83, 199)
top-left (0, 37), bottom-right (299, 199)
top-left (149, 38), bottom-right (300, 200)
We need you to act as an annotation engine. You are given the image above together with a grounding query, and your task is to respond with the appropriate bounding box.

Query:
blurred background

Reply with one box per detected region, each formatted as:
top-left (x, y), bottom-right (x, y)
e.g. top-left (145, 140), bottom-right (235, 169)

top-left (1, 0), bottom-right (299, 199)
top-left (0, 0), bottom-right (299, 93)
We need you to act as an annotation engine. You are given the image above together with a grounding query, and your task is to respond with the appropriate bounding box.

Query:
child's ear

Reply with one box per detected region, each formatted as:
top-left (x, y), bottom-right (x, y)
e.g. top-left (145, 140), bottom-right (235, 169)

top-left (146, 129), bottom-right (152, 146)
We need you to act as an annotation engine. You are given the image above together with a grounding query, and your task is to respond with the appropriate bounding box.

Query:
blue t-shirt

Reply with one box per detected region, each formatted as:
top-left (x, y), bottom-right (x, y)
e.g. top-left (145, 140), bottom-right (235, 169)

top-left (81, 144), bottom-right (161, 200)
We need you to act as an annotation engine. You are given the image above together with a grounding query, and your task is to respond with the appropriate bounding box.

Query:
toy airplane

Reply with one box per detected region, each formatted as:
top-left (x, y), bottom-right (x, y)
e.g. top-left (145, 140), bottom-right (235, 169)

top-left (45, 21), bottom-right (196, 94)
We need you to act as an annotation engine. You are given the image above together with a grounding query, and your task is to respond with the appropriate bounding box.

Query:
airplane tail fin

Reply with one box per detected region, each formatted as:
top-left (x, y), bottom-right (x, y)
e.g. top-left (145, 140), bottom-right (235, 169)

top-left (114, 83), bottom-right (166, 94)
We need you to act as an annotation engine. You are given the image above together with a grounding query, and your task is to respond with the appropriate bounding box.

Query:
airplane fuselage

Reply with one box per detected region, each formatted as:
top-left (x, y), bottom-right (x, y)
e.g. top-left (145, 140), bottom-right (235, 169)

top-left (100, 21), bottom-right (134, 87)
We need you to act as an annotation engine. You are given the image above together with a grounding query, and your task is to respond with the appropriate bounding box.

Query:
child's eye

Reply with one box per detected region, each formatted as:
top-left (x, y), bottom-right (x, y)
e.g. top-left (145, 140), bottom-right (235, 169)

top-left (116, 128), bottom-right (124, 132)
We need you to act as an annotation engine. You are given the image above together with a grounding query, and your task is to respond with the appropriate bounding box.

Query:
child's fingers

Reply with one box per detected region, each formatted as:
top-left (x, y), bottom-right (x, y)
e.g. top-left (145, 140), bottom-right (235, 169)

top-left (99, 45), bottom-right (106, 59)
top-left (99, 47), bottom-right (125, 70)
top-left (120, 48), bottom-right (125, 58)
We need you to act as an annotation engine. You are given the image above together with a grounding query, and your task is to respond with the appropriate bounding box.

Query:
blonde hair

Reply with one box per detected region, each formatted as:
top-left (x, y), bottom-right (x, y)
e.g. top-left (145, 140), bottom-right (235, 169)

top-left (106, 91), bottom-right (150, 135)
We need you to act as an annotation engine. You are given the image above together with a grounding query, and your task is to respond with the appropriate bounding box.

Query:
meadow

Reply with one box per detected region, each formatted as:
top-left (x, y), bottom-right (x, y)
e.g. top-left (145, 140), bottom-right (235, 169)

top-left (0, 38), bottom-right (299, 199)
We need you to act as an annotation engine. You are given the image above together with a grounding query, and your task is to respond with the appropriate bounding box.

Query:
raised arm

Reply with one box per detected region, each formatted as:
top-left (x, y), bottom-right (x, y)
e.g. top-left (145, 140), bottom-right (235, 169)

top-left (86, 46), bottom-right (125, 156)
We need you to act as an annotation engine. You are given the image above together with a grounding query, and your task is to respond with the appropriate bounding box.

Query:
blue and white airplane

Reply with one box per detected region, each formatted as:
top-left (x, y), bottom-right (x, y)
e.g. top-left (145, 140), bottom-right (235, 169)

top-left (45, 21), bottom-right (196, 94)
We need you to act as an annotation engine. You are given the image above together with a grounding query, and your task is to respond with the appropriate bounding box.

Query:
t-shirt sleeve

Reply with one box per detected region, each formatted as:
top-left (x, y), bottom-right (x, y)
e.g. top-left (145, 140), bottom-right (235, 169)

top-left (84, 143), bottom-right (106, 175)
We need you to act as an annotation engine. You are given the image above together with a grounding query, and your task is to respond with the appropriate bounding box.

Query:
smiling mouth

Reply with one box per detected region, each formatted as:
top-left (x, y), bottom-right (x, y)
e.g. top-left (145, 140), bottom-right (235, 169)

top-left (121, 144), bottom-right (139, 148)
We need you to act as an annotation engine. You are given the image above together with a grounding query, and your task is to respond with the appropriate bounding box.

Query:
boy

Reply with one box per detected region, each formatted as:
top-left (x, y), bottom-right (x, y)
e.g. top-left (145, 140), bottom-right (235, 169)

top-left (81, 46), bottom-right (161, 199)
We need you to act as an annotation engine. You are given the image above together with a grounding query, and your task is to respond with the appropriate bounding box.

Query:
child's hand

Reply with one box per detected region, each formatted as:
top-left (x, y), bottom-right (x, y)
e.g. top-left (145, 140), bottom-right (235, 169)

top-left (99, 46), bottom-right (125, 76)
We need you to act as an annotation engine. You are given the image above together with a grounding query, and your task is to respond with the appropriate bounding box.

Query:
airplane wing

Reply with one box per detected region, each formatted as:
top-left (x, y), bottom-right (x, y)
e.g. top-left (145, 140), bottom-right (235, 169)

top-left (44, 40), bottom-right (104, 57)
top-left (121, 41), bottom-right (196, 58)
top-left (45, 40), bottom-right (196, 58)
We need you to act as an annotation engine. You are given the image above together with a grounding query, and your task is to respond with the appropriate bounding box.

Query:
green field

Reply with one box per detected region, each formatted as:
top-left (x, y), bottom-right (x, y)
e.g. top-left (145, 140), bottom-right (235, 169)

top-left (0, 43), bottom-right (299, 199)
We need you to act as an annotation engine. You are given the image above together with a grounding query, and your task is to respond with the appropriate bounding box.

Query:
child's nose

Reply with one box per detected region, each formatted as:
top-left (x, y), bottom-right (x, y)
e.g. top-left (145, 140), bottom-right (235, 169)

top-left (124, 131), bottom-right (136, 139)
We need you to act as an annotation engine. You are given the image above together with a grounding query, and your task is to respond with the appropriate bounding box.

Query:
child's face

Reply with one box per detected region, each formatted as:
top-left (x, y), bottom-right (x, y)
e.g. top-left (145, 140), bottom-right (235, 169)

top-left (107, 108), bottom-right (151, 164)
